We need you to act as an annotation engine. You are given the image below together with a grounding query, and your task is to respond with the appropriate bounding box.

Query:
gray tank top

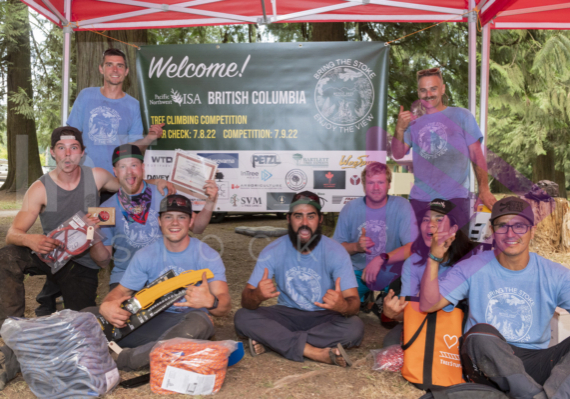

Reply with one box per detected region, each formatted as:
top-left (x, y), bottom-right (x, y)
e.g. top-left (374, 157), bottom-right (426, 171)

top-left (38, 166), bottom-right (100, 269)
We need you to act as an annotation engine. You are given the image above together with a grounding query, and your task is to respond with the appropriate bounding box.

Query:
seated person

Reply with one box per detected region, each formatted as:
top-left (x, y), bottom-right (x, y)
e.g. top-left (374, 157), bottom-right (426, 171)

top-left (0, 195), bottom-right (230, 386)
top-left (420, 197), bottom-right (570, 399)
top-left (332, 162), bottom-right (416, 313)
top-left (234, 191), bottom-right (363, 367)
top-left (381, 199), bottom-right (474, 347)
top-left (89, 144), bottom-right (218, 288)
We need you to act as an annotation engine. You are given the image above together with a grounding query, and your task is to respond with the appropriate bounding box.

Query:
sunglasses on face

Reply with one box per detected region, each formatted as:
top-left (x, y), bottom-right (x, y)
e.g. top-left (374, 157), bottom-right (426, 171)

top-left (417, 67), bottom-right (443, 79)
top-left (168, 197), bottom-right (189, 207)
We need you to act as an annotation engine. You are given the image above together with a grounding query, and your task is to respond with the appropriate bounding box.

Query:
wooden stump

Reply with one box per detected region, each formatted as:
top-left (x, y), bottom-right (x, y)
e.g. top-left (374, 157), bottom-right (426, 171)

top-left (525, 197), bottom-right (570, 253)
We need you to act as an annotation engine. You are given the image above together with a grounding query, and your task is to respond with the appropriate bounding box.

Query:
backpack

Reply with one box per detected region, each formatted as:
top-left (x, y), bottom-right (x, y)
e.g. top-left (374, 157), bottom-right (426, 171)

top-left (401, 299), bottom-right (467, 390)
top-left (418, 383), bottom-right (509, 399)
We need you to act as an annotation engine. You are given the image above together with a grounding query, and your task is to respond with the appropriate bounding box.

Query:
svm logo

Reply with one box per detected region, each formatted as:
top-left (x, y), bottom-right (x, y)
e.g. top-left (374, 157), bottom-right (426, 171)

top-left (339, 155), bottom-right (372, 169)
top-left (251, 153), bottom-right (281, 168)
top-left (241, 197), bottom-right (263, 207)
top-left (261, 170), bottom-right (273, 181)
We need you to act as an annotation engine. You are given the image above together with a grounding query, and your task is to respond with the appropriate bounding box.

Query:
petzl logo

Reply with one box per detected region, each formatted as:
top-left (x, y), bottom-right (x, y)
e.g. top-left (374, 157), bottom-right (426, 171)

top-left (251, 153), bottom-right (280, 168)
top-left (197, 153), bottom-right (239, 169)
top-left (314, 171), bottom-right (346, 190)
top-left (261, 170), bottom-right (273, 181)
top-left (350, 175), bottom-right (361, 185)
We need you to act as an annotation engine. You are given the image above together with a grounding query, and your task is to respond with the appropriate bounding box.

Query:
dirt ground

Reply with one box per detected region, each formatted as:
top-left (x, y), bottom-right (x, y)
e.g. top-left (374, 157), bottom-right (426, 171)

top-left (0, 210), bottom-right (424, 399)
top-left (0, 188), bottom-right (568, 398)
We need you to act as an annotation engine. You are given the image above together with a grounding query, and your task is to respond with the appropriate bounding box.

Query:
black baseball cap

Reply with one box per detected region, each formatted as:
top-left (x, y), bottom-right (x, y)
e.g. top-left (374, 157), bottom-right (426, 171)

top-left (490, 197), bottom-right (534, 225)
top-left (159, 194), bottom-right (193, 216)
top-left (426, 198), bottom-right (455, 215)
top-left (51, 126), bottom-right (85, 150)
top-left (112, 144), bottom-right (144, 166)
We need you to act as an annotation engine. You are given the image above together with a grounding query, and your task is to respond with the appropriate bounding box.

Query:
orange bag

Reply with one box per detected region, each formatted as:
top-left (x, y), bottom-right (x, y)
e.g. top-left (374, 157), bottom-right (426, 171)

top-left (150, 338), bottom-right (237, 395)
top-left (401, 300), bottom-right (466, 390)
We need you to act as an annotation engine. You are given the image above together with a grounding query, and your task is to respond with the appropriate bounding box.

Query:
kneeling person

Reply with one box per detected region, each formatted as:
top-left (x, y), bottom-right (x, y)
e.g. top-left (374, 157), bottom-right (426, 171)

top-left (234, 191), bottom-right (363, 367)
top-left (95, 194), bottom-right (230, 371)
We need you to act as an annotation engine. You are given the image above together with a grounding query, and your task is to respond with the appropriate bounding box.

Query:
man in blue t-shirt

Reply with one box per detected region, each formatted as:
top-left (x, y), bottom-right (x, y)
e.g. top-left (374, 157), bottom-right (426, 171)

top-left (420, 197), bottom-right (570, 399)
top-left (89, 194), bottom-right (230, 371)
top-left (234, 191), bottom-right (363, 367)
top-left (67, 48), bottom-right (164, 175)
top-left (333, 162), bottom-right (417, 305)
top-left (391, 67), bottom-right (496, 233)
top-left (89, 144), bottom-right (218, 286)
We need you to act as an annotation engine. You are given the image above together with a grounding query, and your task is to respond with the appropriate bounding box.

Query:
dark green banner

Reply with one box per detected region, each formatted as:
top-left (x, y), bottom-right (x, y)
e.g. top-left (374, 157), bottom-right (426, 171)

top-left (137, 42), bottom-right (389, 152)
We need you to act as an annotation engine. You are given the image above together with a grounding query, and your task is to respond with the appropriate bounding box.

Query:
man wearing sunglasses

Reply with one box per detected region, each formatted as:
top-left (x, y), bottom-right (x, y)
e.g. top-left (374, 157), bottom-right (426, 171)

top-left (419, 197), bottom-right (570, 399)
top-left (67, 48), bottom-right (165, 176)
top-left (89, 144), bottom-right (218, 289)
top-left (391, 67), bottom-right (496, 234)
top-left (235, 191), bottom-right (363, 367)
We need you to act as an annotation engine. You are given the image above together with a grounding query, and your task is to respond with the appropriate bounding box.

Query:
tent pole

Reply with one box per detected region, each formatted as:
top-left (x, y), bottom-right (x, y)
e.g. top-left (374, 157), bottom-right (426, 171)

top-left (61, 0), bottom-right (72, 125)
top-left (480, 23), bottom-right (491, 157)
top-left (468, 0), bottom-right (476, 194)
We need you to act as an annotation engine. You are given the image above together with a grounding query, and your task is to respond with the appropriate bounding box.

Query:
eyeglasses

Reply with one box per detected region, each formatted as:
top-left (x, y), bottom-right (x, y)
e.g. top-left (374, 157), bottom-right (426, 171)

top-left (492, 223), bottom-right (532, 234)
top-left (417, 67), bottom-right (442, 79)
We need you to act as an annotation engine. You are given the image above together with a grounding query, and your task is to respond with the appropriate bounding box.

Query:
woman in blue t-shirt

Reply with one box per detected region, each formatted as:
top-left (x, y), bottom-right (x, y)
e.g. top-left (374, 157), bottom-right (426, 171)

top-left (381, 198), bottom-right (475, 347)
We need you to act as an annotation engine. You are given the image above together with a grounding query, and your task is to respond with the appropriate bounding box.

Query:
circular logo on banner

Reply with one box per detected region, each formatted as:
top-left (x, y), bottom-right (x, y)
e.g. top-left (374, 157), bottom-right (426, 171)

top-left (314, 66), bottom-right (375, 127)
top-left (350, 175), bottom-right (361, 185)
top-left (285, 169), bottom-right (308, 191)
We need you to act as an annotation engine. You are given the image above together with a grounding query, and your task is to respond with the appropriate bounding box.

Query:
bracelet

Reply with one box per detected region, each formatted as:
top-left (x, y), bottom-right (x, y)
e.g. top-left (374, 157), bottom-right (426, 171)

top-left (428, 252), bottom-right (444, 262)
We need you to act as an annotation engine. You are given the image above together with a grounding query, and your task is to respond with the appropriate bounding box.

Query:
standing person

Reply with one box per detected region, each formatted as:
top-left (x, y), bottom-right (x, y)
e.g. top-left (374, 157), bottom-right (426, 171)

top-left (391, 67), bottom-right (496, 232)
top-left (332, 162), bottom-right (417, 309)
top-left (420, 197), bottom-right (570, 399)
top-left (381, 199), bottom-right (474, 347)
top-left (234, 191), bottom-right (363, 367)
top-left (67, 48), bottom-right (164, 175)
top-left (89, 144), bottom-right (218, 288)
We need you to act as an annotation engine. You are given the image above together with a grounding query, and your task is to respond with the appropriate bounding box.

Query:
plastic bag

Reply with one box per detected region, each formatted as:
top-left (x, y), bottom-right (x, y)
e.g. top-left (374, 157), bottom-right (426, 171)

top-left (150, 338), bottom-right (238, 395)
top-left (0, 310), bottom-right (119, 398)
top-left (371, 345), bottom-right (404, 372)
top-left (36, 210), bottom-right (104, 273)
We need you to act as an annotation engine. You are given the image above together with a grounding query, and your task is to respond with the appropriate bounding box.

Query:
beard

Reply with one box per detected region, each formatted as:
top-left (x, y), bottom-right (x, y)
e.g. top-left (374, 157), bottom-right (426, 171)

top-left (288, 223), bottom-right (323, 253)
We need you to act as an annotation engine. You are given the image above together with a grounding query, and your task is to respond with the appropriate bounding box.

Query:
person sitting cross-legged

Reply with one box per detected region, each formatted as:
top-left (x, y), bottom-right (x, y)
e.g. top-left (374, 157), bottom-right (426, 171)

top-left (234, 191), bottom-right (364, 367)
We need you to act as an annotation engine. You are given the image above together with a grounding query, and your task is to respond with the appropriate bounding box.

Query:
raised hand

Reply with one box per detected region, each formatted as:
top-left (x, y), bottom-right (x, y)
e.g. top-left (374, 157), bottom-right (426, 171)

top-left (256, 268), bottom-right (280, 302)
top-left (382, 289), bottom-right (408, 319)
top-left (314, 277), bottom-right (346, 313)
top-left (396, 105), bottom-right (412, 134)
top-left (430, 230), bottom-right (456, 260)
top-left (148, 123), bottom-right (165, 140)
top-left (357, 227), bottom-right (375, 254)
top-left (176, 272), bottom-right (215, 309)
top-left (203, 180), bottom-right (219, 204)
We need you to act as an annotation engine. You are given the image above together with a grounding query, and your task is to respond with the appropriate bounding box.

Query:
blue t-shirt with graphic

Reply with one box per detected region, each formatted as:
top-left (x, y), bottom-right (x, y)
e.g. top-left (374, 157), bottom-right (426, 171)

top-left (404, 107), bottom-right (482, 201)
top-left (120, 238), bottom-right (226, 313)
top-left (247, 236), bottom-right (357, 312)
top-left (332, 196), bottom-right (417, 287)
top-left (67, 87), bottom-right (144, 174)
top-left (401, 253), bottom-right (452, 297)
top-left (101, 184), bottom-right (166, 284)
top-left (440, 251), bottom-right (570, 349)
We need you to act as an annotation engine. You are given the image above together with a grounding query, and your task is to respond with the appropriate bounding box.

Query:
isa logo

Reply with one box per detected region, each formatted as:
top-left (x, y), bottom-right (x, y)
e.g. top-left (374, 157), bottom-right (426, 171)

top-left (261, 170), bottom-right (273, 182)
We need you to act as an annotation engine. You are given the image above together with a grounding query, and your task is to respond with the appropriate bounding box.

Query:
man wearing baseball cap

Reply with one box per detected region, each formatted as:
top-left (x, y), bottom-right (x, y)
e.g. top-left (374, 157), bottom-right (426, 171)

top-left (419, 196), bottom-right (570, 398)
top-left (86, 194), bottom-right (230, 372)
top-left (235, 191), bottom-right (363, 367)
top-left (90, 144), bottom-right (219, 288)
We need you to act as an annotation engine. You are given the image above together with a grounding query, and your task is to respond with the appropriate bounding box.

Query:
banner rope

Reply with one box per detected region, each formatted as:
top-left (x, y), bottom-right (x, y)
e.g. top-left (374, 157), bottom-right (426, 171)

top-left (67, 22), bottom-right (141, 50)
top-left (386, 7), bottom-right (481, 45)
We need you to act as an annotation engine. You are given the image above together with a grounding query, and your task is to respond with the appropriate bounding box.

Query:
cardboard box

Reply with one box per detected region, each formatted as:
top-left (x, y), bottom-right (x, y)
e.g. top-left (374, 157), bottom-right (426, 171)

top-left (549, 307), bottom-right (570, 347)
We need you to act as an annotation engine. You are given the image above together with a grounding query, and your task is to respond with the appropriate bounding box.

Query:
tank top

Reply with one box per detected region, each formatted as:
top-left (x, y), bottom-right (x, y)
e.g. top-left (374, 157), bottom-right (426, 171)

top-left (38, 166), bottom-right (100, 269)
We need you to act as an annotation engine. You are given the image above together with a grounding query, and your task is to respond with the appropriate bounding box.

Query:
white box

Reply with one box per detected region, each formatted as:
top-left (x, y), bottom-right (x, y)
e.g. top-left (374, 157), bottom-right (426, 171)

top-left (549, 307), bottom-right (570, 347)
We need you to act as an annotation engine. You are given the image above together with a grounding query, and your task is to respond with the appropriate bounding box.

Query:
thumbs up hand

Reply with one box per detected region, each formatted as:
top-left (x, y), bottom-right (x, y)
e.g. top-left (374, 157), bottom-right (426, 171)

top-left (357, 227), bottom-right (375, 254)
top-left (176, 272), bottom-right (215, 309)
top-left (396, 105), bottom-right (412, 134)
top-left (256, 268), bottom-right (280, 302)
top-left (314, 277), bottom-right (346, 313)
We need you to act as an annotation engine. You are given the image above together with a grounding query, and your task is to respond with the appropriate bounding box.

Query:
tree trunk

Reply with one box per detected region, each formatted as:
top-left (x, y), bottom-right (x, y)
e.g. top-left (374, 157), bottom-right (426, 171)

top-left (555, 170), bottom-right (567, 198)
top-left (1, 0), bottom-right (42, 192)
top-left (74, 30), bottom-right (148, 101)
top-left (311, 22), bottom-right (346, 231)
top-left (532, 148), bottom-right (555, 183)
top-left (311, 22), bottom-right (346, 41)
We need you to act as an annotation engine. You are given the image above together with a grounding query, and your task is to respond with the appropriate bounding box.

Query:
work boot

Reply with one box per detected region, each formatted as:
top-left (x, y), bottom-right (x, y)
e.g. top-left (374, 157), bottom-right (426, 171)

top-left (0, 345), bottom-right (20, 391)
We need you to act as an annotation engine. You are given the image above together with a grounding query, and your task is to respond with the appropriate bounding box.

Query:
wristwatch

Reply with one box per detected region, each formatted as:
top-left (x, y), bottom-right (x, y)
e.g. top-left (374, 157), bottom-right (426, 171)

top-left (207, 295), bottom-right (219, 310)
top-left (428, 253), bottom-right (444, 263)
top-left (379, 253), bottom-right (390, 263)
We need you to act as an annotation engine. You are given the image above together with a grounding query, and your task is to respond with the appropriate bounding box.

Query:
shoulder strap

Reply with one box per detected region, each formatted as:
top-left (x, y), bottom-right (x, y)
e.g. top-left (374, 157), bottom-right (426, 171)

top-left (402, 314), bottom-right (428, 350)
top-left (429, 388), bottom-right (450, 399)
